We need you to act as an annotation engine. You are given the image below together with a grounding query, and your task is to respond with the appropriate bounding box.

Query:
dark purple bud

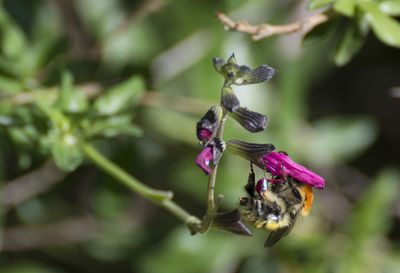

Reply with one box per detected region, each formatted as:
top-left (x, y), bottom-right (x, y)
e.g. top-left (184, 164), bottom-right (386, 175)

top-left (196, 105), bottom-right (222, 145)
top-left (262, 152), bottom-right (325, 190)
top-left (198, 129), bottom-right (213, 142)
top-left (228, 107), bottom-right (268, 132)
top-left (226, 139), bottom-right (275, 168)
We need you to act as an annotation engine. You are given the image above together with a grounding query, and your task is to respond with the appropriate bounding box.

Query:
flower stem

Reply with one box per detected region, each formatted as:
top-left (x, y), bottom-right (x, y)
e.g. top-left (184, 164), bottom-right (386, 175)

top-left (80, 141), bottom-right (201, 230)
top-left (200, 111), bottom-right (227, 233)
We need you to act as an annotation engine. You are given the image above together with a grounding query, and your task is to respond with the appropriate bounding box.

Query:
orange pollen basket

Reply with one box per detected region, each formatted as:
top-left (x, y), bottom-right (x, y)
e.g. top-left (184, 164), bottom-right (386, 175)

top-left (302, 184), bottom-right (314, 215)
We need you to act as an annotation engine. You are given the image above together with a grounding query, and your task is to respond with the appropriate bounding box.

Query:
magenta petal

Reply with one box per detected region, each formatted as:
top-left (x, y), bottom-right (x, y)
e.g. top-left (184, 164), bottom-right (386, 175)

top-left (262, 152), bottom-right (325, 190)
top-left (196, 146), bottom-right (213, 175)
top-left (198, 129), bottom-right (213, 143)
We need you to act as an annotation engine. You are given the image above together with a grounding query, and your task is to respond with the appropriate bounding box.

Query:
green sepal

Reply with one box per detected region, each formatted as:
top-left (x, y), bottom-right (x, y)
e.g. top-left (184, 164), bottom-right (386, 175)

top-left (228, 107), bottom-right (268, 132)
top-left (226, 139), bottom-right (275, 169)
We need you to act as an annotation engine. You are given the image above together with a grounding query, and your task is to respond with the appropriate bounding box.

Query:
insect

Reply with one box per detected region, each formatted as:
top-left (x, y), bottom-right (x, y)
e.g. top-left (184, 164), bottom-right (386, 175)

top-left (238, 164), bottom-right (314, 247)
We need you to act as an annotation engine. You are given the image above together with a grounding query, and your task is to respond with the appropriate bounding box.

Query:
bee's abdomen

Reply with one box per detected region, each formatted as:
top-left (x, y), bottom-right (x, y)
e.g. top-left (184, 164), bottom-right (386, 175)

top-left (239, 197), bottom-right (286, 231)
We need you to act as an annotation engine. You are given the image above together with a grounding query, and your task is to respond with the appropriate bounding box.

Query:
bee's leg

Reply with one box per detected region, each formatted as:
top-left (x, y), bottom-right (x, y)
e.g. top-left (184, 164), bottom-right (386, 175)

top-left (287, 178), bottom-right (302, 202)
top-left (245, 163), bottom-right (256, 197)
top-left (267, 162), bottom-right (287, 184)
top-left (267, 177), bottom-right (283, 183)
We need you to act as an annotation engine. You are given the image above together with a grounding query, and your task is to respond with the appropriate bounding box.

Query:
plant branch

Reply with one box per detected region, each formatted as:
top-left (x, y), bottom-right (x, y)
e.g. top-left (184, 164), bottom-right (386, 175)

top-left (200, 111), bottom-right (228, 233)
top-left (80, 141), bottom-right (201, 231)
top-left (215, 11), bottom-right (329, 41)
top-left (0, 160), bottom-right (66, 212)
top-left (1, 216), bottom-right (97, 251)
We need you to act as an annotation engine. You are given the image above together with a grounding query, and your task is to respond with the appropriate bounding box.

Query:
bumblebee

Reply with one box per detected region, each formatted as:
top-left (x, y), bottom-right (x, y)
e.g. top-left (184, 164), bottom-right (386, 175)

top-left (238, 165), bottom-right (313, 247)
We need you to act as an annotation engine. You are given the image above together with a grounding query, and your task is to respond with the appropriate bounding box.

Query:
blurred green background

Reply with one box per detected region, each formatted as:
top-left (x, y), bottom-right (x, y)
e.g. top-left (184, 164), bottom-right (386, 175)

top-left (0, 0), bottom-right (400, 272)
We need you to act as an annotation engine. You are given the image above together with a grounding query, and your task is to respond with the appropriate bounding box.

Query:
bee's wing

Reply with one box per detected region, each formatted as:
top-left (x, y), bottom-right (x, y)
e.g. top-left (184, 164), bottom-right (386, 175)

top-left (264, 227), bottom-right (288, 248)
top-left (282, 216), bottom-right (297, 236)
top-left (264, 217), bottom-right (298, 248)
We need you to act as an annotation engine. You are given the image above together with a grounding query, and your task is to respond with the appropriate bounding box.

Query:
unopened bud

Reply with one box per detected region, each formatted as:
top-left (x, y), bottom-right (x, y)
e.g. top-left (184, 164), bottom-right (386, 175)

top-left (196, 105), bottom-right (223, 145)
top-left (228, 107), bottom-right (268, 132)
top-left (226, 139), bottom-right (275, 168)
top-left (213, 53), bottom-right (277, 85)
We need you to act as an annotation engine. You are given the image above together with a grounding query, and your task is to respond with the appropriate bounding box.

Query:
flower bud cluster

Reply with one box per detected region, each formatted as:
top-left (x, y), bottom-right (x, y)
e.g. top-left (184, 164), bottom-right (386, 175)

top-left (195, 54), bottom-right (277, 175)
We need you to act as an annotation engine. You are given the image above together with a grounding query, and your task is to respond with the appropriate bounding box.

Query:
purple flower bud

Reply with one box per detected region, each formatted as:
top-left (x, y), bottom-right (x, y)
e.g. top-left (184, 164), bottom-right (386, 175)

top-left (198, 129), bottom-right (213, 143)
top-left (196, 146), bottom-right (213, 175)
top-left (262, 152), bottom-right (325, 190)
top-left (196, 105), bottom-right (222, 145)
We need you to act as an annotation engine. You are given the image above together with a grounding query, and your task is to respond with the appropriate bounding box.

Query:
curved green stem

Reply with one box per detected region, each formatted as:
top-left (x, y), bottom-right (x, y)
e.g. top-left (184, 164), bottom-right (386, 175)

top-left (200, 111), bottom-right (228, 233)
top-left (80, 141), bottom-right (201, 229)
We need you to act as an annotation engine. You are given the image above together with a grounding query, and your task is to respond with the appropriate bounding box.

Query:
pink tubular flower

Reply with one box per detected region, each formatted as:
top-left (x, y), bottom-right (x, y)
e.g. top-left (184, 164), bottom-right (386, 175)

top-left (196, 138), bottom-right (225, 175)
top-left (196, 146), bottom-right (213, 175)
top-left (262, 152), bottom-right (325, 190)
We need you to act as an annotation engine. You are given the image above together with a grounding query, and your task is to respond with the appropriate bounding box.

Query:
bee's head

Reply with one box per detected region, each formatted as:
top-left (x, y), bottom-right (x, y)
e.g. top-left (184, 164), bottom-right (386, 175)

top-left (239, 197), bottom-right (249, 207)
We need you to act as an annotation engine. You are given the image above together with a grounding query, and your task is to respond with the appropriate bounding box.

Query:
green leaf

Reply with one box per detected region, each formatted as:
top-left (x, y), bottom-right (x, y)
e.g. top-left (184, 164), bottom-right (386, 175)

top-left (82, 115), bottom-right (143, 138)
top-left (334, 19), bottom-right (367, 66)
top-left (347, 169), bottom-right (400, 240)
top-left (1, 262), bottom-right (61, 273)
top-left (142, 108), bottom-right (197, 145)
top-left (359, 1), bottom-right (400, 48)
top-left (0, 7), bottom-right (27, 60)
top-left (308, 116), bottom-right (378, 164)
top-left (50, 131), bottom-right (83, 171)
top-left (302, 18), bottom-right (340, 48)
top-left (7, 125), bottom-right (39, 149)
top-left (334, 0), bottom-right (356, 17)
top-left (58, 71), bottom-right (89, 114)
top-left (0, 74), bottom-right (25, 94)
top-left (93, 75), bottom-right (145, 115)
top-left (379, 0), bottom-right (400, 16)
top-left (308, 0), bottom-right (335, 10)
